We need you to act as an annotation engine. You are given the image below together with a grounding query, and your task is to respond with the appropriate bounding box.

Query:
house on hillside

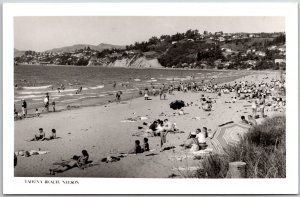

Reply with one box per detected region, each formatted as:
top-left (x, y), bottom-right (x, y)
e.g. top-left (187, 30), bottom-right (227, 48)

top-left (218, 37), bottom-right (225, 42)
top-left (274, 59), bottom-right (286, 64)
top-left (243, 60), bottom-right (257, 67)
top-left (255, 51), bottom-right (266, 57)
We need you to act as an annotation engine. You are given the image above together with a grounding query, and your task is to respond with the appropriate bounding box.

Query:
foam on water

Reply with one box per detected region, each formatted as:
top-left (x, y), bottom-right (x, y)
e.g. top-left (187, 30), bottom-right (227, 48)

top-left (18, 91), bottom-right (44, 95)
top-left (89, 85), bottom-right (104, 90)
top-left (60, 99), bottom-right (79, 103)
top-left (32, 98), bottom-right (44, 101)
top-left (15, 95), bottom-right (43, 99)
top-left (22, 85), bottom-right (52, 90)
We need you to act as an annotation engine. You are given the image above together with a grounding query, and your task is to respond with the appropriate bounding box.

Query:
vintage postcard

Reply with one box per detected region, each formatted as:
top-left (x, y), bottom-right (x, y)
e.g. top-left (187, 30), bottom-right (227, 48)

top-left (2, 2), bottom-right (298, 194)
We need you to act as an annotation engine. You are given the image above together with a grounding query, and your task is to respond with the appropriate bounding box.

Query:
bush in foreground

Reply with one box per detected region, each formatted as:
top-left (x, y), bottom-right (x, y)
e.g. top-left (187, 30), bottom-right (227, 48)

top-left (198, 116), bottom-right (286, 178)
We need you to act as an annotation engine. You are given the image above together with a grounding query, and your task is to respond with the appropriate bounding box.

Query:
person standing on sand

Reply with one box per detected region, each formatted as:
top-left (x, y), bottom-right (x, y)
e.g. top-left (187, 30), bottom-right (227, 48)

top-left (52, 101), bottom-right (56, 112)
top-left (144, 89), bottom-right (149, 100)
top-left (113, 81), bottom-right (116, 88)
top-left (252, 100), bottom-right (257, 118)
top-left (163, 89), bottom-right (167, 100)
top-left (21, 99), bottom-right (27, 117)
top-left (159, 88), bottom-right (163, 100)
top-left (43, 93), bottom-right (50, 112)
top-left (116, 91), bottom-right (121, 103)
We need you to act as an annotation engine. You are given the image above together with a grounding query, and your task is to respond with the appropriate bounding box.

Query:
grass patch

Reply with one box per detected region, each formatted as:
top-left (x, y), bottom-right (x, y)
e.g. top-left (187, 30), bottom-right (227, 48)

top-left (198, 116), bottom-right (286, 178)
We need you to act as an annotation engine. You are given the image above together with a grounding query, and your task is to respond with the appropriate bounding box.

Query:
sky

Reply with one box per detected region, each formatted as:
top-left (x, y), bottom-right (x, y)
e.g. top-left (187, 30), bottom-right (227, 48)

top-left (14, 16), bottom-right (285, 52)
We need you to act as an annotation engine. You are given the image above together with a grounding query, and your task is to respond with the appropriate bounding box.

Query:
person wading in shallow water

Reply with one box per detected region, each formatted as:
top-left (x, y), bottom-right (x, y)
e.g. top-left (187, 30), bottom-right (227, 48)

top-left (21, 99), bottom-right (27, 117)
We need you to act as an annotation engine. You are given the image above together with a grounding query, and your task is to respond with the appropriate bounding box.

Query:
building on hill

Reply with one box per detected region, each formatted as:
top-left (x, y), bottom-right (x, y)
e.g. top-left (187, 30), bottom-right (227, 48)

top-left (274, 59), bottom-right (286, 64)
top-left (255, 51), bottom-right (266, 57)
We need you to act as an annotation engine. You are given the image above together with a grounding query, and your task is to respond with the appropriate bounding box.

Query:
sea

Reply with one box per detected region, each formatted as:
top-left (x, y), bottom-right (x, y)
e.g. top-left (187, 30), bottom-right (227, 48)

top-left (14, 65), bottom-right (254, 112)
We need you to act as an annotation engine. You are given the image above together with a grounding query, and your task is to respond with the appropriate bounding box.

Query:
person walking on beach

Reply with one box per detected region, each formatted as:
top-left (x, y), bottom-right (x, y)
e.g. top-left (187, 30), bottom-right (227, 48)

top-left (116, 91), bottom-right (121, 103)
top-left (159, 88), bottom-right (163, 100)
top-left (21, 99), bottom-right (27, 117)
top-left (43, 93), bottom-right (50, 112)
top-left (52, 101), bottom-right (56, 112)
top-left (144, 89), bottom-right (149, 100)
top-left (252, 100), bottom-right (257, 118)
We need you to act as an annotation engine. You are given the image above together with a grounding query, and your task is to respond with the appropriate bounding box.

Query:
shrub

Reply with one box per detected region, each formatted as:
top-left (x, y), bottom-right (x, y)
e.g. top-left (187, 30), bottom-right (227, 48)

top-left (198, 116), bottom-right (286, 178)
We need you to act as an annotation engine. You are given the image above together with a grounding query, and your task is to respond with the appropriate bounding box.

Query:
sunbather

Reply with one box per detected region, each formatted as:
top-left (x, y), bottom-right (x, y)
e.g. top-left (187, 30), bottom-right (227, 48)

top-left (49, 155), bottom-right (83, 175)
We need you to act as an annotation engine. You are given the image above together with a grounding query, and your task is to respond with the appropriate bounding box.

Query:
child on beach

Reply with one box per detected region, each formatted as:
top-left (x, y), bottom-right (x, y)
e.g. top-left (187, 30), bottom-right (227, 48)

top-left (128, 140), bottom-right (143, 154)
top-left (142, 138), bottom-right (150, 152)
top-left (52, 101), bottom-right (56, 112)
top-left (78, 150), bottom-right (89, 165)
top-left (240, 116), bottom-right (249, 124)
top-left (144, 90), bottom-right (149, 100)
top-left (163, 90), bottom-right (167, 100)
top-left (35, 108), bottom-right (40, 117)
top-left (49, 129), bottom-right (57, 140)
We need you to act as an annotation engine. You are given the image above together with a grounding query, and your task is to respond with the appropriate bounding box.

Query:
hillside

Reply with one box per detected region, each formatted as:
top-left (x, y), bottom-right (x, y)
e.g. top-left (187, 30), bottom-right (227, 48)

top-left (14, 48), bottom-right (26, 57)
top-left (46, 43), bottom-right (125, 53)
top-left (14, 30), bottom-right (286, 70)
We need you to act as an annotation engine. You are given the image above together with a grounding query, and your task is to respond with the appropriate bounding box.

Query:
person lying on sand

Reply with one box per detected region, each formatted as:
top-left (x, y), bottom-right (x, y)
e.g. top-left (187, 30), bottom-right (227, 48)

top-left (128, 140), bottom-right (143, 154)
top-left (49, 155), bottom-right (83, 175)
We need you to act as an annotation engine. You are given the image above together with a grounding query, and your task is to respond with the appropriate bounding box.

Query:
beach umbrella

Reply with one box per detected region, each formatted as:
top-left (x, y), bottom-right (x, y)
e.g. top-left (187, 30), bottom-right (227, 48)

top-left (169, 100), bottom-right (185, 110)
top-left (209, 122), bottom-right (251, 154)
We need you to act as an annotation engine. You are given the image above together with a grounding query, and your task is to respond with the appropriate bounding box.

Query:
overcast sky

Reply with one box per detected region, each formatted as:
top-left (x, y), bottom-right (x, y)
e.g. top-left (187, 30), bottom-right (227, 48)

top-left (14, 16), bottom-right (285, 52)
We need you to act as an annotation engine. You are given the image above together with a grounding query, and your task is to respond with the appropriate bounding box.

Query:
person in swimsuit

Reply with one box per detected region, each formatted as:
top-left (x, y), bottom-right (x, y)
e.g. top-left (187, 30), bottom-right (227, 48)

top-left (49, 155), bottom-right (83, 175)
top-left (30, 128), bottom-right (45, 141)
top-left (78, 150), bottom-right (89, 165)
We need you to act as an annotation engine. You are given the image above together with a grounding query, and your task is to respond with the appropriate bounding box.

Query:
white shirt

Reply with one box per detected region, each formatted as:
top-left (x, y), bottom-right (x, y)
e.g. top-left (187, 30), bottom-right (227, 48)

top-left (197, 133), bottom-right (206, 143)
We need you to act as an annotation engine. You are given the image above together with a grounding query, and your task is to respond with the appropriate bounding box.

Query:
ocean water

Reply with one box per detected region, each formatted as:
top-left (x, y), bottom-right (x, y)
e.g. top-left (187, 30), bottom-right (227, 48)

top-left (14, 65), bottom-right (252, 111)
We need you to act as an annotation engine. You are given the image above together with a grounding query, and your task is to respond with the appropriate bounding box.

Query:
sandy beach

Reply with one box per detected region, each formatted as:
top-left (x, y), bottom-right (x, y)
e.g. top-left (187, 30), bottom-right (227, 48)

top-left (14, 71), bottom-right (284, 178)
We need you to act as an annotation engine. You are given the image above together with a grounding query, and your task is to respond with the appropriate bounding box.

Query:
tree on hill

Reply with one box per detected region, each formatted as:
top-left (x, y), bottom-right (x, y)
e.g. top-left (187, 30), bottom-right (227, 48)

top-left (185, 29), bottom-right (199, 39)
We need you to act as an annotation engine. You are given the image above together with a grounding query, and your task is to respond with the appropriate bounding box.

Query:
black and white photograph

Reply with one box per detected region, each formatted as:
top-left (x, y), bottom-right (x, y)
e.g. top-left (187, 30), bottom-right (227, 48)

top-left (3, 2), bottom-right (298, 194)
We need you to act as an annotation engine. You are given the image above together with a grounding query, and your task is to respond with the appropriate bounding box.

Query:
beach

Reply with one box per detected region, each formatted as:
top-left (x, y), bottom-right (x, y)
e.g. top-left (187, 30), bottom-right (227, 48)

top-left (14, 71), bottom-right (285, 178)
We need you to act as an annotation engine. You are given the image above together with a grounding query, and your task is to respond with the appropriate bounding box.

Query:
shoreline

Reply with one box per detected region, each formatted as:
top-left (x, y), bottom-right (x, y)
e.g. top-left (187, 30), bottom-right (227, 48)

top-left (15, 63), bottom-right (283, 73)
top-left (15, 72), bottom-right (254, 119)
